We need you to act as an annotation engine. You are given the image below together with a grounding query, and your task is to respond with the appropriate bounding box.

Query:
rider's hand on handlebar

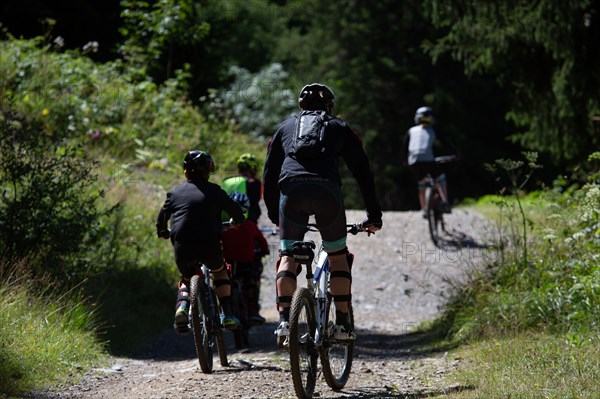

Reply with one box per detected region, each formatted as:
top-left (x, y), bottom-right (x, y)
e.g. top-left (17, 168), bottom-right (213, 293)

top-left (157, 229), bottom-right (170, 239)
top-left (361, 219), bottom-right (382, 235)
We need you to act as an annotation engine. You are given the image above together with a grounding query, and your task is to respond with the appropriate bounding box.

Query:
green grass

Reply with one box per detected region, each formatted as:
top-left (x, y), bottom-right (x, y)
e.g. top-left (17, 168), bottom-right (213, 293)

top-left (450, 331), bottom-right (600, 398)
top-left (0, 269), bottom-right (107, 396)
top-left (427, 178), bottom-right (600, 398)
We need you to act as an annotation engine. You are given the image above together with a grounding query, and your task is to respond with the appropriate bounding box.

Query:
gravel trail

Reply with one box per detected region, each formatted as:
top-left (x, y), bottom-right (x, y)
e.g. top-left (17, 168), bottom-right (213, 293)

top-left (32, 208), bottom-right (491, 399)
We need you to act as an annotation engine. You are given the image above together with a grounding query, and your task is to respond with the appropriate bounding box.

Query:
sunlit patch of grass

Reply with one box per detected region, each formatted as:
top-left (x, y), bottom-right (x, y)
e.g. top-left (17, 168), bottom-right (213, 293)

top-left (449, 331), bottom-right (600, 398)
top-left (0, 270), bottom-right (107, 395)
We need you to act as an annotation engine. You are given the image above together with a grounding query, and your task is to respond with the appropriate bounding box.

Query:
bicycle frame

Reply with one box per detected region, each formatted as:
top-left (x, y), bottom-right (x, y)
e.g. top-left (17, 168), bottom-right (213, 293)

top-left (312, 250), bottom-right (329, 346)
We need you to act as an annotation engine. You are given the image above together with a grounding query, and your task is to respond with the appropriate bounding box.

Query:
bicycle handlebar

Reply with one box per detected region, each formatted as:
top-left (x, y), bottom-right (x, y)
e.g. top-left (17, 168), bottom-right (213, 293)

top-left (434, 155), bottom-right (458, 163)
top-left (305, 223), bottom-right (372, 235)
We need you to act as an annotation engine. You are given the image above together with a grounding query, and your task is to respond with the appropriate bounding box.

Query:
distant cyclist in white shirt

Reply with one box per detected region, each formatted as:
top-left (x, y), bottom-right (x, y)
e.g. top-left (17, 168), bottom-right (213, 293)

top-left (402, 106), bottom-right (459, 217)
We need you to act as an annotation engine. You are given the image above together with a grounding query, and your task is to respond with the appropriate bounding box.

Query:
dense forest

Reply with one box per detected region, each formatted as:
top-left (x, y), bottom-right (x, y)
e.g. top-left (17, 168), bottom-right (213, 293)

top-left (3, 0), bottom-right (598, 210)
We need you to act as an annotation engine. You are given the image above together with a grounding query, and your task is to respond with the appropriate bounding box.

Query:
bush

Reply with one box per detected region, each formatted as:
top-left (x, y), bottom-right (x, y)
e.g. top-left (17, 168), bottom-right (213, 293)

top-left (0, 110), bottom-right (108, 277)
top-left (433, 153), bottom-right (600, 342)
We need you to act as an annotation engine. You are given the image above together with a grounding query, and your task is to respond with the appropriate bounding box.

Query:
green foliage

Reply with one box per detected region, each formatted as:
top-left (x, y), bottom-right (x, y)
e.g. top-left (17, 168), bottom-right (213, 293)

top-left (485, 152), bottom-right (542, 265)
top-left (423, 1), bottom-right (600, 166)
top-left (119, 0), bottom-right (285, 96)
top-left (119, 0), bottom-right (210, 79)
top-left (0, 36), bottom-right (265, 361)
top-left (433, 155), bottom-right (599, 343)
top-left (205, 63), bottom-right (296, 138)
top-left (0, 263), bottom-right (106, 396)
top-left (0, 111), bottom-right (108, 277)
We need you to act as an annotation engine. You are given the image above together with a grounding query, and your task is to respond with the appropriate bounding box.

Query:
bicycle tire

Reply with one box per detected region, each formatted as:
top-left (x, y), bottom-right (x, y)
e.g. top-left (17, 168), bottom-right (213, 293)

top-left (209, 288), bottom-right (228, 367)
top-left (231, 280), bottom-right (248, 349)
top-left (321, 298), bottom-right (354, 390)
top-left (190, 275), bottom-right (213, 373)
top-left (425, 186), bottom-right (441, 246)
top-left (289, 287), bottom-right (318, 399)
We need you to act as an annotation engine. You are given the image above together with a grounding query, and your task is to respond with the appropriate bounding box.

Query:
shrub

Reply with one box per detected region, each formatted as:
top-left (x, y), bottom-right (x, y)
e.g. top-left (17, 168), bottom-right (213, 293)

top-left (0, 110), bottom-right (108, 277)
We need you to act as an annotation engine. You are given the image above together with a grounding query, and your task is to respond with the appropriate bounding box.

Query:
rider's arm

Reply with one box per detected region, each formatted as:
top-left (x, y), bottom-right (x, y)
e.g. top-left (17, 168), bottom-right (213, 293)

top-left (341, 126), bottom-right (383, 224)
top-left (263, 131), bottom-right (284, 225)
top-left (245, 178), bottom-right (262, 223)
top-left (156, 192), bottom-right (172, 238)
top-left (221, 188), bottom-right (246, 224)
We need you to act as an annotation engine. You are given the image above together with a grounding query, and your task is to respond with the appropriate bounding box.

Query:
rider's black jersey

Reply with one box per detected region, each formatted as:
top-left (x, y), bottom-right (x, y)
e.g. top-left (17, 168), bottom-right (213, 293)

top-left (156, 177), bottom-right (244, 243)
top-left (263, 113), bottom-right (382, 224)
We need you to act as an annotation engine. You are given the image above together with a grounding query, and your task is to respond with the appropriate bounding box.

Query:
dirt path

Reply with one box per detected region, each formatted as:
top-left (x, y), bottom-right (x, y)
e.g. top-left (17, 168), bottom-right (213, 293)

top-left (32, 209), bottom-right (491, 399)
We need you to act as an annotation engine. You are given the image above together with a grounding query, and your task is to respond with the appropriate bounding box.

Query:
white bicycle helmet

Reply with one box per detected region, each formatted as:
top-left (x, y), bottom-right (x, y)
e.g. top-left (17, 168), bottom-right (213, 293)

top-left (414, 106), bottom-right (434, 125)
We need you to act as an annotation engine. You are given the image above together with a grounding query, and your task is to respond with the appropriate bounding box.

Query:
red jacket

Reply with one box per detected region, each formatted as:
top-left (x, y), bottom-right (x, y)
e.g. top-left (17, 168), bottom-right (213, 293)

top-left (222, 221), bottom-right (270, 263)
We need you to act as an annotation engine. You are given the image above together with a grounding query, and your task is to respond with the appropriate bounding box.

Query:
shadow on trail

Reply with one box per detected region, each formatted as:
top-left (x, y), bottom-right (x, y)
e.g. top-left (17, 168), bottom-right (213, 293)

top-left (335, 383), bottom-right (475, 398)
top-left (131, 320), bottom-right (455, 365)
top-left (436, 228), bottom-right (492, 251)
top-left (131, 321), bottom-right (284, 361)
top-left (354, 329), bottom-right (457, 361)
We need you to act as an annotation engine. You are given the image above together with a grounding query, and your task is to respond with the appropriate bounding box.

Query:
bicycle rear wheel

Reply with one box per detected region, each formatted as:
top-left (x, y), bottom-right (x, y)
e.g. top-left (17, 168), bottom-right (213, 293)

top-left (425, 187), bottom-right (442, 246)
top-left (208, 288), bottom-right (228, 367)
top-left (321, 298), bottom-right (354, 390)
top-left (289, 287), bottom-right (318, 399)
top-left (190, 275), bottom-right (214, 373)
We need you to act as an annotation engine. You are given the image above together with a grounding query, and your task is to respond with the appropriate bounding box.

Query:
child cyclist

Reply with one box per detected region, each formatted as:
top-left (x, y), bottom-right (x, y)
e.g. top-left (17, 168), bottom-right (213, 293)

top-left (156, 150), bottom-right (245, 334)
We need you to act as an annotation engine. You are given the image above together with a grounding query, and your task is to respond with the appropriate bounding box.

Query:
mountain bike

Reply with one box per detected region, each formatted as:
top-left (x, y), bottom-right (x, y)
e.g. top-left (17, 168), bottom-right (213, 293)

top-left (188, 221), bottom-right (237, 373)
top-left (425, 155), bottom-right (457, 247)
top-left (286, 223), bottom-right (369, 399)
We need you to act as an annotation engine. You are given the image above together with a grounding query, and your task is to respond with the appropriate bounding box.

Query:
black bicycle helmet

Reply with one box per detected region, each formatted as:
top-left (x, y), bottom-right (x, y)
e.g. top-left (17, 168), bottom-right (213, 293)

top-left (183, 150), bottom-right (215, 175)
top-left (298, 83), bottom-right (335, 110)
top-left (414, 106), bottom-right (434, 125)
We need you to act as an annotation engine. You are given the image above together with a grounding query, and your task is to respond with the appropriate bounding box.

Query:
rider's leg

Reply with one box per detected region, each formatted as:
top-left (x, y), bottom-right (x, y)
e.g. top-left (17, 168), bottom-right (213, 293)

top-left (327, 246), bottom-right (355, 340)
top-left (418, 179), bottom-right (428, 211)
top-left (327, 249), bottom-right (351, 314)
top-left (211, 263), bottom-right (233, 312)
top-left (276, 255), bottom-right (298, 322)
top-left (172, 251), bottom-right (198, 334)
top-left (436, 174), bottom-right (451, 211)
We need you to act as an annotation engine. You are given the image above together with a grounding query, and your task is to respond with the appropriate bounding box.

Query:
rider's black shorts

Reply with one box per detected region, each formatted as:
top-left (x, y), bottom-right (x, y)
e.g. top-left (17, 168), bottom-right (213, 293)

top-left (173, 238), bottom-right (223, 278)
top-left (279, 177), bottom-right (347, 252)
top-left (409, 162), bottom-right (443, 181)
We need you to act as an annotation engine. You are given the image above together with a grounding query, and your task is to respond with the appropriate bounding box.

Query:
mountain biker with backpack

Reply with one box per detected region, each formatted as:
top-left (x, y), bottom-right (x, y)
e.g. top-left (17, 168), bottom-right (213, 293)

top-left (402, 106), bottom-right (459, 216)
top-left (156, 150), bottom-right (245, 334)
top-left (263, 83), bottom-right (383, 346)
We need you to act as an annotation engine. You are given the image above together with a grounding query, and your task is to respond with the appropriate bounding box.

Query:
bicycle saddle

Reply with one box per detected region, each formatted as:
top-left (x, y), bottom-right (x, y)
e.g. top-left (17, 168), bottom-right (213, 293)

top-left (290, 241), bottom-right (316, 264)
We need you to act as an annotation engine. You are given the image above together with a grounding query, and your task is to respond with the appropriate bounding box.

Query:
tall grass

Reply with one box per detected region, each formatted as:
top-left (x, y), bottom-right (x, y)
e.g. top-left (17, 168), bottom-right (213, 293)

top-left (453, 332), bottom-right (600, 399)
top-left (0, 262), bottom-right (106, 396)
top-left (429, 153), bottom-right (600, 397)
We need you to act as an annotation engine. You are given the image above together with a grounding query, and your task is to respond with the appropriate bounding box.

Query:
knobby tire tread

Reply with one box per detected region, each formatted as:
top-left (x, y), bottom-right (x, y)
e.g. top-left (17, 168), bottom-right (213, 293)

top-left (210, 289), bottom-right (228, 367)
top-left (289, 287), bottom-right (318, 399)
top-left (321, 301), bottom-right (354, 390)
top-left (425, 187), bottom-right (441, 247)
top-left (190, 275), bottom-right (213, 373)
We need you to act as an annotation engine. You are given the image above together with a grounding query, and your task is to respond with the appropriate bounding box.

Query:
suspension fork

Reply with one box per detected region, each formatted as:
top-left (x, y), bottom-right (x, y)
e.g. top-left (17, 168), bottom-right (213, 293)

top-left (313, 250), bottom-right (329, 344)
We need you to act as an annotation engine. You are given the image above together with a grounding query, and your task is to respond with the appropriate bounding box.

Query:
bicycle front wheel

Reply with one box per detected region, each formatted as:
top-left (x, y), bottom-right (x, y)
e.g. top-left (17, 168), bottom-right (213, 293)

top-left (321, 298), bottom-right (354, 390)
top-left (425, 187), bottom-right (442, 246)
top-left (190, 275), bottom-right (214, 373)
top-left (289, 287), bottom-right (318, 399)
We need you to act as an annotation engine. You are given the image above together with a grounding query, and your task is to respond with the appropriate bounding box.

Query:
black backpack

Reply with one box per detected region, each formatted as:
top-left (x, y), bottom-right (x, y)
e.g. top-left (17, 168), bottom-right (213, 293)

top-left (290, 110), bottom-right (331, 159)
